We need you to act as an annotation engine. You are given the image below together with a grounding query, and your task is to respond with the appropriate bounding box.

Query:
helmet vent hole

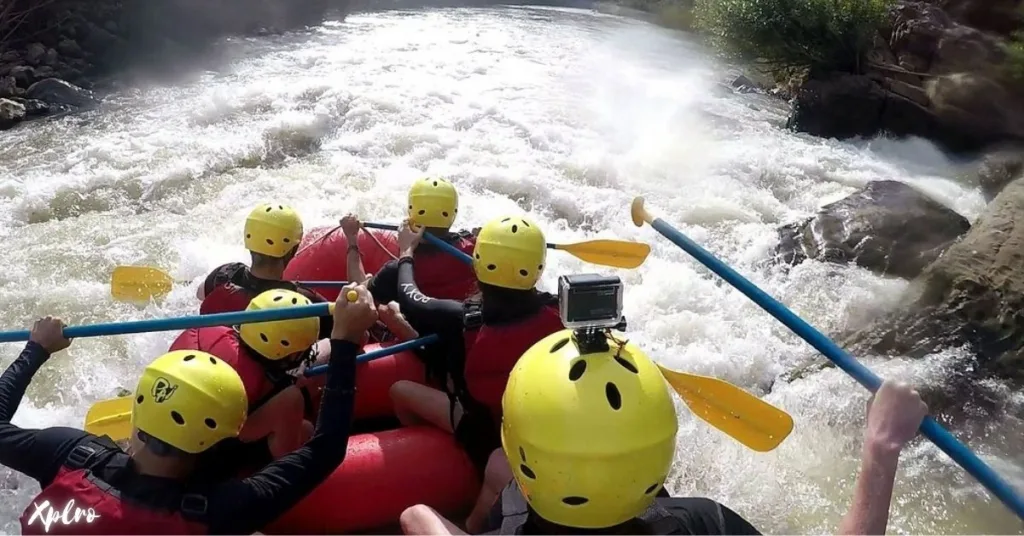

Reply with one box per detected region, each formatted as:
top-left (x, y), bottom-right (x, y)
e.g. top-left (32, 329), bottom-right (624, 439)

top-left (136, 395), bottom-right (144, 404)
top-left (550, 337), bottom-right (571, 353)
top-left (418, 210), bottom-right (426, 215)
top-left (442, 211), bottom-right (449, 217)
top-left (522, 220), bottom-right (531, 227)
top-left (246, 234), bottom-right (251, 239)
top-left (487, 264), bottom-right (497, 271)
top-left (519, 269), bottom-right (528, 277)
top-left (475, 253), bottom-right (480, 259)
top-left (562, 497), bottom-right (588, 506)
top-left (520, 464), bottom-right (536, 479)
top-left (501, 217), bottom-right (510, 223)
top-left (273, 295), bottom-right (283, 302)
top-left (644, 483), bottom-right (660, 495)
top-left (205, 418), bottom-right (217, 429)
top-left (281, 340), bottom-right (290, 347)
top-left (260, 333), bottom-right (269, 343)
top-left (183, 354), bottom-right (196, 362)
top-left (291, 297), bottom-right (298, 305)
top-left (511, 224), bottom-right (518, 233)
top-left (278, 205), bottom-right (283, 210)
top-left (538, 264), bottom-right (543, 271)
top-left (518, 447), bottom-right (527, 462)
top-left (614, 356), bottom-right (639, 374)
top-left (283, 237), bottom-right (290, 243)
top-left (568, 359), bottom-right (587, 381)
top-left (605, 383), bottom-right (622, 410)
top-left (209, 357), bottom-right (217, 365)
top-left (171, 411), bottom-right (185, 425)
top-left (265, 207), bottom-right (272, 212)
top-left (266, 239), bottom-right (274, 246)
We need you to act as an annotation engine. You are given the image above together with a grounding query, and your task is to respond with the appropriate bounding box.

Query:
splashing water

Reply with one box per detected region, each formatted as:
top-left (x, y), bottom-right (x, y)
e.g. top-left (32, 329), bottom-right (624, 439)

top-left (0, 6), bottom-right (1021, 534)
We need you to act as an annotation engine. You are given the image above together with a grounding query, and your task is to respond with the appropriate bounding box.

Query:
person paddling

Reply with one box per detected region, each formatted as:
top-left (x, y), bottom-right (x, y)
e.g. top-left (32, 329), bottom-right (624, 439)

top-left (172, 289), bottom-right (327, 460)
top-left (399, 329), bottom-right (929, 535)
top-left (1, 284), bottom-right (378, 535)
top-left (384, 215), bottom-right (565, 531)
top-left (198, 203), bottom-right (333, 339)
top-left (363, 177), bottom-right (480, 303)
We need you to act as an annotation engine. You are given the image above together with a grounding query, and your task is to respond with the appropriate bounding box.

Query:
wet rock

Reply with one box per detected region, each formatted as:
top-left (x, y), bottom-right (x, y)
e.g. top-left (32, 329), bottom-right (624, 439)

top-left (24, 43), bottom-right (47, 66)
top-left (0, 51), bottom-right (20, 64)
top-left (889, 2), bottom-right (951, 73)
top-left (975, 146), bottom-right (1024, 200)
top-left (927, 74), bottom-right (1024, 147)
top-left (843, 176), bottom-right (1024, 382)
top-left (940, 0), bottom-right (1024, 36)
top-left (0, 76), bottom-right (16, 97)
top-left (58, 39), bottom-right (84, 58)
top-left (774, 180), bottom-right (970, 279)
top-left (0, 98), bottom-right (27, 129)
top-left (9, 66), bottom-right (36, 88)
top-left (8, 97), bottom-right (51, 117)
top-left (786, 73), bottom-right (935, 140)
top-left (43, 48), bottom-right (59, 66)
top-left (25, 78), bottom-right (99, 108)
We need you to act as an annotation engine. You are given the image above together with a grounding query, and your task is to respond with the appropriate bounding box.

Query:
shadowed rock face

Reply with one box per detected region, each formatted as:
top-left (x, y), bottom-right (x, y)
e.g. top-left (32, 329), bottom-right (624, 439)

top-left (842, 175), bottom-right (1024, 382)
top-left (774, 180), bottom-right (971, 280)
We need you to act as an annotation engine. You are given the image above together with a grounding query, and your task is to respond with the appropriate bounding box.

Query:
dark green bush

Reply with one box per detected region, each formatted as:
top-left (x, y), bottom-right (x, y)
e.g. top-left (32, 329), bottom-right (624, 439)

top-left (693, 0), bottom-right (892, 72)
top-left (1006, 32), bottom-right (1024, 83)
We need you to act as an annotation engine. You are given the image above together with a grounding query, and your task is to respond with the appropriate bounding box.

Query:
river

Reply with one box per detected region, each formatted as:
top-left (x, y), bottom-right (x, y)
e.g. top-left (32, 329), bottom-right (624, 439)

top-left (0, 5), bottom-right (1022, 534)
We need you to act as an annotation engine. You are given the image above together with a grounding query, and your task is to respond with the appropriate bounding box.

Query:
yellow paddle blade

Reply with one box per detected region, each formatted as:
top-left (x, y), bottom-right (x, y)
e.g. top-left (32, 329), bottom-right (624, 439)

top-left (84, 395), bottom-right (133, 441)
top-left (552, 239), bottom-right (651, 269)
top-left (111, 266), bottom-right (175, 302)
top-left (658, 364), bottom-right (794, 452)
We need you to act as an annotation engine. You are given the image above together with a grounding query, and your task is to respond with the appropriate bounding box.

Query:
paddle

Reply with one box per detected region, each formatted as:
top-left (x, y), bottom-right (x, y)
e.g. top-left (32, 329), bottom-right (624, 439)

top-left (111, 266), bottom-right (350, 303)
top-left (84, 334), bottom-right (439, 441)
top-left (0, 303), bottom-right (335, 343)
top-left (658, 365), bottom-right (792, 452)
top-left (630, 196), bottom-right (1024, 519)
top-left (362, 222), bottom-right (651, 269)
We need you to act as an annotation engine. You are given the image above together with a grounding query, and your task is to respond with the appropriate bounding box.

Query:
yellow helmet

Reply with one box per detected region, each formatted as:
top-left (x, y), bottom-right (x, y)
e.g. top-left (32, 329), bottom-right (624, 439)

top-left (238, 289), bottom-right (320, 360)
top-left (501, 330), bottom-right (678, 529)
top-left (132, 350), bottom-right (248, 454)
top-left (244, 203), bottom-right (304, 257)
top-left (408, 177), bottom-right (458, 229)
top-left (473, 216), bottom-right (547, 290)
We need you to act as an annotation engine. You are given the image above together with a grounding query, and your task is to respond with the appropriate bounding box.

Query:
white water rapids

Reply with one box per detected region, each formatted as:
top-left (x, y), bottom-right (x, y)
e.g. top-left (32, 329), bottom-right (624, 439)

top-left (0, 6), bottom-right (1022, 534)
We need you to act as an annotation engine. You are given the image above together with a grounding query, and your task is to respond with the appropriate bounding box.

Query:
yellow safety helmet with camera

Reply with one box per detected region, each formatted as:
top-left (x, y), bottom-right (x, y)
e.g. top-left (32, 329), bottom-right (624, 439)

top-left (501, 329), bottom-right (678, 529)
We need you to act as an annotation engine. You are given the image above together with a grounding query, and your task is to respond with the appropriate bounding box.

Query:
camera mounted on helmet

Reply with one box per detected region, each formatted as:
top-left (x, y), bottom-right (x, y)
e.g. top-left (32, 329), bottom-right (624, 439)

top-left (557, 274), bottom-right (626, 354)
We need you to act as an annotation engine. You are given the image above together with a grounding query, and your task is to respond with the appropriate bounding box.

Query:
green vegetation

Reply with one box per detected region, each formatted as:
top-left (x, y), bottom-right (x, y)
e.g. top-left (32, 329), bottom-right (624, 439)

top-left (1005, 29), bottom-right (1024, 83)
top-left (692, 0), bottom-right (893, 72)
top-left (618, 0), bottom-right (696, 30)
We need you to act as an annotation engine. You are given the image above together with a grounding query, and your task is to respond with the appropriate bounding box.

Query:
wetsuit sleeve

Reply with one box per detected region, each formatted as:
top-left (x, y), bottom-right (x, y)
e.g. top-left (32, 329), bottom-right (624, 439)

top-left (659, 497), bottom-right (761, 535)
top-left (202, 263), bottom-right (245, 296)
top-left (367, 260), bottom-right (399, 305)
top-left (394, 257), bottom-right (464, 334)
top-left (0, 341), bottom-right (93, 486)
top-left (205, 338), bottom-right (359, 535)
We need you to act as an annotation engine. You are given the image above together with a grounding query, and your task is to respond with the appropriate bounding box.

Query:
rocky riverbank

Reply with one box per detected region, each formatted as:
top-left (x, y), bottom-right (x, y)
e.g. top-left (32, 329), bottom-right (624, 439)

top-left (0, 0), bottom-right (346, 130)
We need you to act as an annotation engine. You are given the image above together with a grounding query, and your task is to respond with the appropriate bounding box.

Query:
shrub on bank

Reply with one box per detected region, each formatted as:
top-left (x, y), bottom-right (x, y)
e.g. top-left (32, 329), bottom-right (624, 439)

top-left (1007, 35), bottom-right (1024, 82)
top-left (693, 0), bottom-right (892, 73)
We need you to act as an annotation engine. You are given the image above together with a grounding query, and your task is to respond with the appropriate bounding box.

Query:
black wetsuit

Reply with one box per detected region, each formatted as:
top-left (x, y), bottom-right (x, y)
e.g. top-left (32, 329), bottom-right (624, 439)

top-left (0, 339), bottom-right (359, 535)
top-left (203, 262), bottom-right (334, 339)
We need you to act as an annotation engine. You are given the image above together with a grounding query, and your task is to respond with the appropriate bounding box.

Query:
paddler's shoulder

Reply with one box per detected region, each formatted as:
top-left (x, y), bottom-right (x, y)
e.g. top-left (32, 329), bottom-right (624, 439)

top-left (652, 497), bottom-right (761, 536)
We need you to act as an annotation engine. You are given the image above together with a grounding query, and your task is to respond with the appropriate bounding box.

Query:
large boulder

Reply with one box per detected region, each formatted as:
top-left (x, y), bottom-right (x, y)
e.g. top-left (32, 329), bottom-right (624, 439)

top-left (774, 180), bottom-right (970, 279)
top-left (940, 0), bottom-right (1024, 36)
top-left (0, 98), bottom-right (27, 129)
top-left (25, 78), bottom-right (99, 108)
top-left (843, 175), bottom-right (1024, 382)
top-left (974, 146), bottom-right (1024, 200)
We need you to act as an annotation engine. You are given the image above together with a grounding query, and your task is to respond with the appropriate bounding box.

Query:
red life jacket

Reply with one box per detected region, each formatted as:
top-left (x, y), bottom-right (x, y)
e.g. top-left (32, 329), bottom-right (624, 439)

top-left (170, 326), bottom-right (287, 407)
top-left (414, 232), bottom-right (478, 300)
top-left (198, 264), bottom-right (256, 316)
top-left (20, 437), bottom-right (209, 535)
top-left (462, 303), bottom-right (564, 419)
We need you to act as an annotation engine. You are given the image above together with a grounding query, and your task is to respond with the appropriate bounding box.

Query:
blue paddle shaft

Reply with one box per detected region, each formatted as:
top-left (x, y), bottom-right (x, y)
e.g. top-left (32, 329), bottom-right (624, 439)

top-left (362, 222), bottom-right (473, 265)
top-left (0, 303), bottom-right (333, 343)
top-left (647, 216), bottom-right (1024, 520)
top-left (303, 333), bottom-right (440, 377)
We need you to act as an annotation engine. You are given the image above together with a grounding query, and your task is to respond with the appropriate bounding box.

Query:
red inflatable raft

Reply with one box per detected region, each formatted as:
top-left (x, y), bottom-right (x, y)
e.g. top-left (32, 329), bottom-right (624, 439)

top-left (264, 425), bottom-right (480, 534)
top-left (284, 226), bottom-right (399, 301)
